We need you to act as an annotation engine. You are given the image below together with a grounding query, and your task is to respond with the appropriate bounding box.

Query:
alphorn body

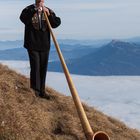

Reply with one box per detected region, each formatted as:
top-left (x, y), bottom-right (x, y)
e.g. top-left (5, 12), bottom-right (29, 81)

top-left (43, 10), bottom-right (110, 140)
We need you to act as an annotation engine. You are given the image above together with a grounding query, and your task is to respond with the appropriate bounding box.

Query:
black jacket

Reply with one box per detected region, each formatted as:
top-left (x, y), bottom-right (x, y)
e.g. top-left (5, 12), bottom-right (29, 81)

top-left (20, 4), bottom-right (61, 51)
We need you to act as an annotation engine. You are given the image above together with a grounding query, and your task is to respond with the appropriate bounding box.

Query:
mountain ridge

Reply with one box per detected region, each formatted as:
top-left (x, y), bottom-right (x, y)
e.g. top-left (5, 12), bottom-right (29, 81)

top-left (1, 40), bottom-right (140, 75)
top-left (0, 44), bottom-right (97, 61)
top-left (48, 40), bottom-right (140, 75)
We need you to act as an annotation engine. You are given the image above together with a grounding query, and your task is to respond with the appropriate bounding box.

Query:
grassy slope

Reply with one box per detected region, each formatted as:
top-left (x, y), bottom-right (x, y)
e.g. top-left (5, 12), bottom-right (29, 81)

top-left (0, 64), bottom-right (140, 140)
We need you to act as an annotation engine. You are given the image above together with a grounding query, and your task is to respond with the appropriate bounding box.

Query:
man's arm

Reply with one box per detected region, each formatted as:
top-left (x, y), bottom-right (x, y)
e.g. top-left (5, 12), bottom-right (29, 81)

top-left (47, 9), bottom-right (61, 28)
top-left (20, 5), bottom-right (36, 25)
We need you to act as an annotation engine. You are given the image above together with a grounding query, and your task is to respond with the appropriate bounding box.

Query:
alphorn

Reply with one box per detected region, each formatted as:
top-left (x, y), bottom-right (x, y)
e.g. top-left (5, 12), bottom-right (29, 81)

top-left (43, 10), bottom-right (110, 140)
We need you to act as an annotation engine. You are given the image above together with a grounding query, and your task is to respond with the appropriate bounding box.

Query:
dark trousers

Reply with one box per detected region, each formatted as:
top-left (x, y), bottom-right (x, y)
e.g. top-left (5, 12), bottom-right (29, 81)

top-left (27, 50), bottom-right (49, 92)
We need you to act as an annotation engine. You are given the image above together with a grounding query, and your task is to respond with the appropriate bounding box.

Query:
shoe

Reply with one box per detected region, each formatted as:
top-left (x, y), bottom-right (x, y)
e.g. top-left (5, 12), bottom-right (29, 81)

top-left (39, 92), bottom-right (50, 100)
top-left (34, 90), bottom-right (40, 97)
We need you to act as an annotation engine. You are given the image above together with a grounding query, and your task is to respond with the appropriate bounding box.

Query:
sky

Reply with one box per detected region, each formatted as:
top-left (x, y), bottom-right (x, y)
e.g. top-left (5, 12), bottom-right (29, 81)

top-left (0, 0), bottom-right (140, 40)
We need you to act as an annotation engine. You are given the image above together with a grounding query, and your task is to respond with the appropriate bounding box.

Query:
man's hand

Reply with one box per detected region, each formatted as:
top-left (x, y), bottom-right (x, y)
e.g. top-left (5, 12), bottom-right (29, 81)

top-left (37, 1), bottom-right (50, 15)
top-left (42, 7), bottom-right (50, 16)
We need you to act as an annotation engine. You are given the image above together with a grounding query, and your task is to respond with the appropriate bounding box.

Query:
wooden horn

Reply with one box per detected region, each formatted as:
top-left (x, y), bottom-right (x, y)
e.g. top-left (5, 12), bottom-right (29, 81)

top-left (43, 10), bottom-right (110, 140)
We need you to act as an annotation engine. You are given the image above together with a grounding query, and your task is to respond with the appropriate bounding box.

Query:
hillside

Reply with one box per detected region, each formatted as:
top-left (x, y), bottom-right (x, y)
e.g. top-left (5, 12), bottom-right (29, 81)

top-left (0, 64), bottom-right (140, 140)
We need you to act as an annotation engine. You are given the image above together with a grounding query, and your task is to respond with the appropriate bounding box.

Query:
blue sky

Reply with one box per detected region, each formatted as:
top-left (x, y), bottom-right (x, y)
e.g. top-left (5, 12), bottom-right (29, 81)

top-left (0, 0), bottom-right (140, 40)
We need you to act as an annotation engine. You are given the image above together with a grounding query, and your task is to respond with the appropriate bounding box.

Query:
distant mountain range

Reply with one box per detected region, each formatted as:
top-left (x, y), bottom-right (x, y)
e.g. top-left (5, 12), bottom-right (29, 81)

top-left (0, 48), bottom-right (28, 60)
top-left (0, 39), bottom-right (107, 50)
top-left (48, 40), bottom-right (140, 75)
top-left (124, 36), bottom-right (140, 44)
top-left (0, 40), bottom-right (23, 50)
top-left (1, 39), bottom-right (140, 75)
top-left (0, 44), bottom-right (98, 61)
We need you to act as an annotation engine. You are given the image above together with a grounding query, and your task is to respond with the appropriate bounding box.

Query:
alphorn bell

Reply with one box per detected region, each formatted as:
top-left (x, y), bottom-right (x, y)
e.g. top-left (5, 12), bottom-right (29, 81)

top-left (43, 9), bottom-right (110, 140)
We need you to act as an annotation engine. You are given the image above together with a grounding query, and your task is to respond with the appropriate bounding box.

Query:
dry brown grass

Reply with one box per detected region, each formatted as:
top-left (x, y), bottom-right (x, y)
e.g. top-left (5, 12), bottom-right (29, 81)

top-left (0, 63), bottom-right (140, 140)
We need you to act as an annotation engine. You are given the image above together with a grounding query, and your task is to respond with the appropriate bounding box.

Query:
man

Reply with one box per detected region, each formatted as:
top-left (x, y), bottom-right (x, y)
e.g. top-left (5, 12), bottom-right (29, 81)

top-left (20, 0), bottom-right (61, 99)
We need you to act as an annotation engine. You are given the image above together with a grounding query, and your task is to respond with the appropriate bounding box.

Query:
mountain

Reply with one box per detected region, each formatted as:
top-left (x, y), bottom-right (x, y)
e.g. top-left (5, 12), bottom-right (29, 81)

top-left (0, 48), bottom-right (28, 60)
top-left (125, 36), bottom-right (140, 44)
top-left (0, 63), bottom-right (140, 140)
top-left (0, 44), bottom-right (98, 61)
top-left (57, 39), bottom-right (111, 46)
top-left (50, 44), bottom-right (98, 61)
top-left (0, 39), bottom-right (105, 51)
top-left (48, 40), bottom-right (140, 75)
top-left (1, 39), bottom-right (140, 75)
top-left (0, 40), bottom-right (23, 50)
